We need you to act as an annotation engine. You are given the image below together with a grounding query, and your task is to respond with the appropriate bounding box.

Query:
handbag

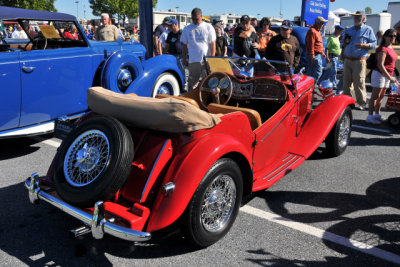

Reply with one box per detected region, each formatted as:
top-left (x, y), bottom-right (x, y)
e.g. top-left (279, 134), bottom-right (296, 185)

top-left (366, 53), bottom-right (377, 69)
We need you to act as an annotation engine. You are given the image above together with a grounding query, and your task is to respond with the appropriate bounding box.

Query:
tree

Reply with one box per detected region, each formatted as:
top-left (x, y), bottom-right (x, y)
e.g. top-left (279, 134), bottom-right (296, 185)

top-left (89, 0), bottom-right (157, 26)
top-left (365, 6), bottom-right (372, 14)
top-left (0, 0), bottom-right (57, 11)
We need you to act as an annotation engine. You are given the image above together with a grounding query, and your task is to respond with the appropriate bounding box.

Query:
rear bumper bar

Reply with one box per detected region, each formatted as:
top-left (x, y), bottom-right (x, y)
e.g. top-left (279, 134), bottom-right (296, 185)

top-left (25, 173), bottom-right (151, 242)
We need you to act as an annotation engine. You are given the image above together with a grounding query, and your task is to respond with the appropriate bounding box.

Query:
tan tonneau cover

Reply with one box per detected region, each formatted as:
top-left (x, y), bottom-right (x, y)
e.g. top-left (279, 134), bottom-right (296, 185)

top-left (87, 87), bottom-right (221, 133)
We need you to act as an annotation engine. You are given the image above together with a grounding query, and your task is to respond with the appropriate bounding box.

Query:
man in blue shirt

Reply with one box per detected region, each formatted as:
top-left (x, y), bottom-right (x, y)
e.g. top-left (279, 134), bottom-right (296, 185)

top-left (341, 11), bottom-right (377, 110)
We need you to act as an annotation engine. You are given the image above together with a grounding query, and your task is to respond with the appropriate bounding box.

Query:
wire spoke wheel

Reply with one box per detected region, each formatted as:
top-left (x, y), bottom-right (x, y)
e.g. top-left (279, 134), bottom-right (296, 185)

top-left (201, 175), bottom-right (236, 232)
top-left (64, 130), bottom-right (110, 187)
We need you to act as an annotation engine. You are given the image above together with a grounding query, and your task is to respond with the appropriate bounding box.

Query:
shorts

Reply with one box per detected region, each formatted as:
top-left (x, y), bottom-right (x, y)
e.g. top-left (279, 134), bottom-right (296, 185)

top-left (371, 70), bottom-right (390, 88)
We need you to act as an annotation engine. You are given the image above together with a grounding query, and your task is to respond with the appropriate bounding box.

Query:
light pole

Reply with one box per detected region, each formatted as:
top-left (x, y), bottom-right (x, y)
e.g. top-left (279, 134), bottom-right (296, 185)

top-left (75, 0), bottom-right (79, 19)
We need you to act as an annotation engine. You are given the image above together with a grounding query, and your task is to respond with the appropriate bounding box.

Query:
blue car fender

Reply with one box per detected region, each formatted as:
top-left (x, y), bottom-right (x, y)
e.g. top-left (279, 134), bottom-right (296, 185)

top-left (125, 55), bottom-right (184, 96)
top-left (101, 50), bottom-right (143, 94)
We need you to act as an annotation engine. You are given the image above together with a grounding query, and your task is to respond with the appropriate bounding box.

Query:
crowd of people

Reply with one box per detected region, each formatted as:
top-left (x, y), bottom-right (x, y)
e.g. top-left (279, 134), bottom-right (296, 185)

top-left (152, 8), bottom-right (399, 125)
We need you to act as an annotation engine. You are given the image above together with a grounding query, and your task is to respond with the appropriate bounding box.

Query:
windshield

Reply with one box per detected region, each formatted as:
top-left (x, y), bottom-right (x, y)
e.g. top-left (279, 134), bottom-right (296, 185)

top-left (205, 56), bottom-right (294, 83)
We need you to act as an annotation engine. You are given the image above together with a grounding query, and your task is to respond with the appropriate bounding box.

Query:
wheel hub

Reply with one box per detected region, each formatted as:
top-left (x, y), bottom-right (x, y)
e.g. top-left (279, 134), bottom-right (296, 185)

top-left (117, 68), bottom-right (133, 92)
top-left (75, 143), bottom-right (101, 172)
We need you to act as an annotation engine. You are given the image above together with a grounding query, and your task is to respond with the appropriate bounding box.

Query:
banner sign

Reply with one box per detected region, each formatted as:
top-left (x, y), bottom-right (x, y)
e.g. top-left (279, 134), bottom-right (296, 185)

top-left (301, 0), bottom-right (330, 25)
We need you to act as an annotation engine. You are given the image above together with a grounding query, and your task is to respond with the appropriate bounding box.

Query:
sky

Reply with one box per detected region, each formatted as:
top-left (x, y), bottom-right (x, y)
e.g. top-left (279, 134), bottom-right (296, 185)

top-left (55, 0), bottom-right (394, 20)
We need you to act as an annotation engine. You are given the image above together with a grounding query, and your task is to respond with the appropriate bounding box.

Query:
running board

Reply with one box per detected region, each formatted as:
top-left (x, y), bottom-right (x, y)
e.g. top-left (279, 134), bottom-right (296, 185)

top-left (0, 112), bottom-right (87, 139)
top-left (0, 121), bottom-right (54, 139)
top-left (262, 153), bottom-right (304, 182)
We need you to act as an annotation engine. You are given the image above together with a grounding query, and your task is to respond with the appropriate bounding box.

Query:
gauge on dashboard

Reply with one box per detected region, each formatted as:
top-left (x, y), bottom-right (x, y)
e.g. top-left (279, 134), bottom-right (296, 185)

top-left (208, 77), bottom-right (219, 88)
top-left (219, 77), bottom-right (230, 89)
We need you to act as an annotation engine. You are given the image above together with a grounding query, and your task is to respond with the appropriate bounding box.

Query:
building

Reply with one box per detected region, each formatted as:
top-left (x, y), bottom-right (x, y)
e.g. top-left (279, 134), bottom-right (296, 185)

top-left (210, 14), bottom-right (242, 26)
top-left (128, 9), bottom-right (191, 31)
top-left (388, 1), bottom-right (400, 28)
top-left (340, 12), bottom-right (391, 35)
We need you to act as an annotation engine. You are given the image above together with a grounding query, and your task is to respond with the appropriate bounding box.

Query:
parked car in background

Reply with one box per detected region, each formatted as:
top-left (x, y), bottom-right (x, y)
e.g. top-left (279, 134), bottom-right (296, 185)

top-left (0, 6), bottom-right (183, 139)
top-left (26, 57), bottom-right (355, 248)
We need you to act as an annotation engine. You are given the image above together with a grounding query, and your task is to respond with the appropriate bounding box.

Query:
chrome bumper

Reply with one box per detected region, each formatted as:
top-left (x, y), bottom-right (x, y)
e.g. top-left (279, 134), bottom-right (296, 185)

top-left (25, 173), bottom-right (151, 242)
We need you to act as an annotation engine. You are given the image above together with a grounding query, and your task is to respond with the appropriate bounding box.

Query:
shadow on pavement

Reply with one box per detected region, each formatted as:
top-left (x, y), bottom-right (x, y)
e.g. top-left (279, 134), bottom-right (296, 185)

top-left (0, 182), bottom-right (197, 266)
top-left (252, 177), bottom-right (400, 265)
top-left (0, 138), bottom-right (41, 160)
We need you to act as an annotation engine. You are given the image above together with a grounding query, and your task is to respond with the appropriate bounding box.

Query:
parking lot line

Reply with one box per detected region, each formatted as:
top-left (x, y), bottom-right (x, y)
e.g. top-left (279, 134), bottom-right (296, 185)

top-left (31, 137), bottom-right (61, 148)
top-left (241, 205), bottom-right (400, 264)
top-left (352, 125), bottom-right (392, 134)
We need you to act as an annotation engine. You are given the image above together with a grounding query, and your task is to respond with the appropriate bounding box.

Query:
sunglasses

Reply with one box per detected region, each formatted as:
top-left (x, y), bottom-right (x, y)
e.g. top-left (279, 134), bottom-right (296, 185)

top-left (388, 34), bottom-right (397, 38)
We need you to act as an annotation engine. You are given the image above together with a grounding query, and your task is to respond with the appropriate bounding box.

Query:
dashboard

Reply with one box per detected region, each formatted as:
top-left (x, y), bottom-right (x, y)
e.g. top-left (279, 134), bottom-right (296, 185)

top-left (231, 76), bottom-right (288, 101)
top-left (203, 74), bottom-right (288, 102)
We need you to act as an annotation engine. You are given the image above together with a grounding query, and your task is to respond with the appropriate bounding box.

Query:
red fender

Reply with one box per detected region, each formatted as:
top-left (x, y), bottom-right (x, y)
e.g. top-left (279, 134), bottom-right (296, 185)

top-left (145, 131), bottom-right (254, 232)
top-left (290, 94), bottom-right (355, 158)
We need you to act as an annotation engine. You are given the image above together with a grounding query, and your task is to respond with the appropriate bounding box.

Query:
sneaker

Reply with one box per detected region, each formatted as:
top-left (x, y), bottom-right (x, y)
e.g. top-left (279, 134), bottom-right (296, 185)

top-left (373, 114), bottom-right (385, 121)
top-left (366, 115), bottom-right (381, 125)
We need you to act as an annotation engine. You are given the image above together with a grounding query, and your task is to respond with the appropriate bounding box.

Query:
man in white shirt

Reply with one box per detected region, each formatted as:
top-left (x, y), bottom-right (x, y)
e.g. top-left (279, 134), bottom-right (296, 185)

top-left (181, 8), bottom-right (216, 91)
top-left (11, 24), bottom-right (28, 39)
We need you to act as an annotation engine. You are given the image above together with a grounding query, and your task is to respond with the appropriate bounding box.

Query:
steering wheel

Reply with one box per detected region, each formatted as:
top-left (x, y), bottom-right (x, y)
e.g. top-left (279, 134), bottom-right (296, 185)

top-left (24, 37), bottom-right (47, 50)
top-left (198, 72), bottom-right (233, 109)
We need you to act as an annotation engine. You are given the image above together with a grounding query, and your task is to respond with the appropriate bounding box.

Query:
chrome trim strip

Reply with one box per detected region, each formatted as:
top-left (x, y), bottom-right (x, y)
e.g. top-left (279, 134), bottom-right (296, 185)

top-left (262, 155), bottom-right (296, 180)
top-left (140, 139), bottom-right (171, 202)
top-left (25, 175), bottom-right (151, 242)
top-left (0, 111), bottom-right (87, 139)
top-left (20, 54), bottom-right (104, 63)
top-left (267, 156), bottom-right (302, 182)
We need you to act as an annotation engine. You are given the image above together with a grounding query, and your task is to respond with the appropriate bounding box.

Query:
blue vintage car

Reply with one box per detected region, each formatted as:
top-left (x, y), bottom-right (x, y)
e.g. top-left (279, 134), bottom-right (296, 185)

top-left (0, 6), bottom-right (184, 138)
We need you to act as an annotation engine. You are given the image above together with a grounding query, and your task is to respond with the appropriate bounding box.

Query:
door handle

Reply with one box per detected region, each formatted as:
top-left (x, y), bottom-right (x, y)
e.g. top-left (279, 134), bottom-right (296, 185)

top-left (22, 66), bottom-right (36, 73)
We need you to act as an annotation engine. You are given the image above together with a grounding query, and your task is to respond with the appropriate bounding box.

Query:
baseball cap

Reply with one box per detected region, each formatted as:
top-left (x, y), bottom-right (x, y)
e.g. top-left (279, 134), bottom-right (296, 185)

top-left (240, 15), bottom-right (250, 23)
top-left (167, 19), bottom-right (179, 25)
top-left (315, 16), bottom-right (328, 24)
top-left (352, 11), bottom-right (365, 16)
top-left (163, 17), bottom-right (171, 23)
top-left (281, 20), bottom-right (294, 30)
top-left (335, 25), bottom-right (345, 30)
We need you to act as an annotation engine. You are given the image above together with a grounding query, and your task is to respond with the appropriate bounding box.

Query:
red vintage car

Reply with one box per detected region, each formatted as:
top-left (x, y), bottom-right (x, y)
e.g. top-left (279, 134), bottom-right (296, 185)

top-left (26, 57), bottom-right (355, 247)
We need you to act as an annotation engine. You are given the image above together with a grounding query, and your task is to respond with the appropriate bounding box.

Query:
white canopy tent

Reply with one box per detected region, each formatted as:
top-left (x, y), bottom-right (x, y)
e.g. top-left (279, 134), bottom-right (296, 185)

top-left (326, 11), bottom-right (341, 34)
top-left (333, 8), bottom-right (352, 17)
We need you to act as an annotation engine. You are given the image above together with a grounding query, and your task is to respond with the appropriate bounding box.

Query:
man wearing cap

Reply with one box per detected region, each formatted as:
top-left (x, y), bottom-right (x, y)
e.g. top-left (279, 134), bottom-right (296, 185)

top-left (322, 25), bottom-right (344, 90)
top-left (306, 16), bottom-right (327, 83)
top-left (181, 8), bottom-right (216, 92)
top-left (266, 20), bottom-right (300, 70)
top-left (233, 15), bottom-right (260, 76)
top-left (154, 17), bottom-right (171, 55)
top-left (341, 11), bottom-right (377, 110)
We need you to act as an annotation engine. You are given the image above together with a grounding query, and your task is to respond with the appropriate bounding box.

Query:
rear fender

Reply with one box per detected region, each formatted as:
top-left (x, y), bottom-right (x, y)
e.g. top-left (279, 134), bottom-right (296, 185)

top-left (145, 133), bottom-right (253, 232)
top-left (125, 55), bottom-right (184, 96)
top-left (290, 94), bottom-right (355, 158)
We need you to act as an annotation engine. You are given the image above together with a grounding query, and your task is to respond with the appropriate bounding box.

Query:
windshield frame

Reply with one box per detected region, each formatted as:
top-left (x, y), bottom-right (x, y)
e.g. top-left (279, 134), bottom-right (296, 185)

top-left (204, 56), bottom-right (296, 89)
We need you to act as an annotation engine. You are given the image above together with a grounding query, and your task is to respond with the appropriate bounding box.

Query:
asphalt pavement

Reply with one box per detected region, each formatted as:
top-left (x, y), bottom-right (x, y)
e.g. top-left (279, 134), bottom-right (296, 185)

top-left (0, 101), bottom-right (399, 266)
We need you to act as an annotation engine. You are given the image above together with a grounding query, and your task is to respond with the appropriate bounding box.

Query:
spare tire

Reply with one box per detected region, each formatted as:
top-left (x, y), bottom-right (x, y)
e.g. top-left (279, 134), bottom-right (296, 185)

top-left (54, 115), bottom-right (134, 207)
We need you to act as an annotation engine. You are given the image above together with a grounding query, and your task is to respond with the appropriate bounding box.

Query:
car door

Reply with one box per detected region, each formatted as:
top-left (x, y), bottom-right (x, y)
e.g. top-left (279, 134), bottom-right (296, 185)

top-left (19, 45), bottom-right (94, 127)
top-left (0, 50), bottom-right (21, 131)
top-left (252, 93), bottom-right (299, 189)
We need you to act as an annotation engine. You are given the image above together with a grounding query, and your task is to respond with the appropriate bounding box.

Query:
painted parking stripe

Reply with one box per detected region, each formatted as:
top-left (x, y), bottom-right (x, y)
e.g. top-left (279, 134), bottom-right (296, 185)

top-left (352, 124), bottom-right (392, 134)
top-left (241, 205), bottom-right (400, 265)
top-left (31, 137), bottom-right (61, 148)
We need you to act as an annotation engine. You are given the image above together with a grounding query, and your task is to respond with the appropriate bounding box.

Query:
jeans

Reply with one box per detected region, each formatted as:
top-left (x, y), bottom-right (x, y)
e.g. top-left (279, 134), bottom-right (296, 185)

top-left (307, 53), bottom-right (323, 84)
top-left (320, 56), bottom-right (338, 87)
